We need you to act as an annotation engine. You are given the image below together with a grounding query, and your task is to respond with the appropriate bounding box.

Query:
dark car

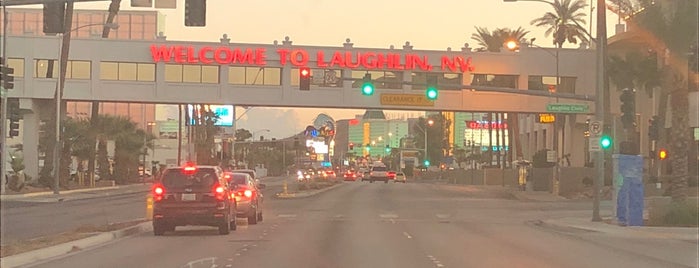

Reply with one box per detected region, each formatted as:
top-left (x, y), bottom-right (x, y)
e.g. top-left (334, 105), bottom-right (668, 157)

top-left (152, 164), bottom-right (237, 235)
top-left (227, 172), bottom-right (264, 224)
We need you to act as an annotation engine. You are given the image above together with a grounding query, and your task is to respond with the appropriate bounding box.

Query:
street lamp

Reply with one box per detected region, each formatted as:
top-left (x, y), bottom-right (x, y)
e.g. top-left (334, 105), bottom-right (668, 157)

top-left (415, 118), bottom-right (435, 166)
top-left (53, 22), bottom-right (119, 194)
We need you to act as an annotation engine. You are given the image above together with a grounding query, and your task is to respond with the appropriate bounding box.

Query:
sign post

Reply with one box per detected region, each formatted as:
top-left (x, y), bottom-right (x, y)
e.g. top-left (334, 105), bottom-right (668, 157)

top-left (588, 120), bottom-right (603, 152)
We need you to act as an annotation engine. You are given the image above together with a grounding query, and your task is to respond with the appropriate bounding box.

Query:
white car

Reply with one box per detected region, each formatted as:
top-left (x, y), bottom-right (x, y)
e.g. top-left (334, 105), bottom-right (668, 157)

top-left (393, 172), bottom-right (407, 183)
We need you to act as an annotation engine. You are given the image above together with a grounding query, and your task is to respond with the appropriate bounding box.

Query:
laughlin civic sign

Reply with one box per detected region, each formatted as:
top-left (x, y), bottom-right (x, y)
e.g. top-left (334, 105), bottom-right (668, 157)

top-left (150, 45), bottom-right (475, 73)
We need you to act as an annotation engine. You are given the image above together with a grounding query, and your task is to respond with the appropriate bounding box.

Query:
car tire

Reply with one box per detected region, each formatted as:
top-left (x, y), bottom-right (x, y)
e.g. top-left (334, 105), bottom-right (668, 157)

top-left (153, 222), bottom-right (166, 236)
top-left (248, 208), bottom-right (258, 225)
top-left (219, 218), bottom-right (230, 235)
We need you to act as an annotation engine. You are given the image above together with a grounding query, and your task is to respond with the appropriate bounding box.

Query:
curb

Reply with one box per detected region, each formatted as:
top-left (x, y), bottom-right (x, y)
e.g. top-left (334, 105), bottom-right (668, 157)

top-left (0, 221), bottom-right (152, 268)
top-left (531, 219), bottom-right (602, 234)
top-left (275, 182), bottom-right (345, 199)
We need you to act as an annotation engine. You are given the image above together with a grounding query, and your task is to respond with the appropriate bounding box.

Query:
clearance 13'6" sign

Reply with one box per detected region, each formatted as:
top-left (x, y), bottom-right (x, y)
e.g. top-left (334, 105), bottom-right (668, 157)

top-left (150, 45), bottom-right (476, 73)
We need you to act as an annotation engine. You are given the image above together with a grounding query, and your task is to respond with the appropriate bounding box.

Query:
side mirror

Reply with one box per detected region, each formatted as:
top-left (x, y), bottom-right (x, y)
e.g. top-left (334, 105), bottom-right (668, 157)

top-left (258, 183), bottom-right (266, 189)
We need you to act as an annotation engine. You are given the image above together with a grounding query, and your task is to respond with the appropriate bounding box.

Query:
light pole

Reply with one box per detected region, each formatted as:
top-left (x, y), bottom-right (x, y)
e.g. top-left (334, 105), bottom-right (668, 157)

top-left (415, 118), bottom-right (434, 166)
top-left (53, 21), bottom-right (119, 194)
top-left (246, 129), bottom-right (270, 168)
top-left (504, 0), bottom-right (605, 221)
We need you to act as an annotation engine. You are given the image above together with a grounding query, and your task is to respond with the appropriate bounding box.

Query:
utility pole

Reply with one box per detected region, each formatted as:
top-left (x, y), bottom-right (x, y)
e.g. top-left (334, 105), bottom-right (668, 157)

top-left (1, 4), bottom-right (8, 194)
top-left (592, 0), bottom-right (607, 222)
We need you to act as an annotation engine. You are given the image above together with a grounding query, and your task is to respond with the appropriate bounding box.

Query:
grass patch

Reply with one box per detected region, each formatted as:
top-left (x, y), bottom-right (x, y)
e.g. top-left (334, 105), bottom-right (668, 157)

top-left (648, 201), bottom-right (699, 227)
top-left (0, 219), bottom-right (147, 258)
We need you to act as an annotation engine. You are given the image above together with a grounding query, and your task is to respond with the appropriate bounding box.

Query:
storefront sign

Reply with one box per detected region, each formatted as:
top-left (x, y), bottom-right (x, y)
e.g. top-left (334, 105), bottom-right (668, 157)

top-left (466, 121), bottom-right (508, 129)
top-left (538, 113), bottom-right (556, 123)
top-left (150, 45), bottom-right (476, 73)
top-left (380, 94), bottom-right (435, 106)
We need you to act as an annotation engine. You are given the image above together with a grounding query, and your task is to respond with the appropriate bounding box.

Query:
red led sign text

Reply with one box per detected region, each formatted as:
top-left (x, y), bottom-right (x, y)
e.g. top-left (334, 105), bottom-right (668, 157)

top-left (467, 121), bottom-right (508, 130)
top-left (150, 45), bottom-right (475, 73)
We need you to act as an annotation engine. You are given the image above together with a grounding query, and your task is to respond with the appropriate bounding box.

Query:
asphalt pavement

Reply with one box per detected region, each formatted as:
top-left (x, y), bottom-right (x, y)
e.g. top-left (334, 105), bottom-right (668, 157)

top-left (22, 180), bottom-right (698, 268)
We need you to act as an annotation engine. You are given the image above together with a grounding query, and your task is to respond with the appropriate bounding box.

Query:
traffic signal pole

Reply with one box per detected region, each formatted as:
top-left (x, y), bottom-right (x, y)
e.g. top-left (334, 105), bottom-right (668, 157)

top-left (592, 0), bottom-right (607, 222)
top-left (1, 4), bottom-right (9, 194)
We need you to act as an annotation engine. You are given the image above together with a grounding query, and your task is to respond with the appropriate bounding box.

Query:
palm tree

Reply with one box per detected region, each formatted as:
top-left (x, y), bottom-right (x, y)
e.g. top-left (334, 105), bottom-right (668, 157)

top-left (530, 0), bottom-right (589, 48)
top-left (471, 27), bottom-right (530, 52)
top-left (63, 118), bottom-right (92, 186)
top-left (610, 0), bottom-right (698, 201)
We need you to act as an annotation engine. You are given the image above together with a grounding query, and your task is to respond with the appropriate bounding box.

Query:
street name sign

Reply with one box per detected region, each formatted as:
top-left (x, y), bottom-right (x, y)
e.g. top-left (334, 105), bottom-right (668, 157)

top-left (546, 103), bottom-right (590, 113)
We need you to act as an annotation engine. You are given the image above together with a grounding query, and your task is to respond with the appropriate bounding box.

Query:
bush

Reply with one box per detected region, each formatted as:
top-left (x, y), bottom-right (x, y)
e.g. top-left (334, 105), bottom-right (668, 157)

top-left (652, 201), bottom-right (699, 227)
top-left (532, 149), bottom-right (555, 168)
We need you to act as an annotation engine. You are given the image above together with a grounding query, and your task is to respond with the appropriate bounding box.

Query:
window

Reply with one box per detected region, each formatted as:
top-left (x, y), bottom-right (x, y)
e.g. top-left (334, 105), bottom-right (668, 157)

top-left (100, 62), bottom-right (155, 81)
top-left (412, 72), bottom-right (462, 90)
top-left (291, 68), bottom-right (341, 87)
top-left (165, 64), bottom-right (219, 84)
top-left (528, 75), bottom-right (576, 94)
top-left (471, 74), bottom-right (518, 89)
top-left (6, 58), bottom-right (24, 77)
top-left (351, 70), bottom-right (402, 89)
top-left (34, 59), bottom-right (91, 79)
top-left (229, 67), bottom-right (282, 86)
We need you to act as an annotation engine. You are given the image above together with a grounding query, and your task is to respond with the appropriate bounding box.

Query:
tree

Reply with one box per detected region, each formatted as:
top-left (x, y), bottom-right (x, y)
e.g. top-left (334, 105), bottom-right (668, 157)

top-left (530, 0), bottom-right (590, 48)
top-left (235, 128), bottom-right (252, 141)
top-left (413, 116), bottom-right (448, 165)
top-left (471, 27), bottom-right (530, 52)
top-left (191, 105), bottom-right (220, 165)
top-left (609, 0), bottom-right (698, 201)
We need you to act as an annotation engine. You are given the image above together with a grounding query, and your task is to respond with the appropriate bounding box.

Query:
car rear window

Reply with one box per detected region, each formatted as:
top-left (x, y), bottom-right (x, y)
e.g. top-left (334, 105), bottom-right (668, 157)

top-left (230, 173), bottom-right (248, 185)
top-left (162, 168), bottom-right (218, 190)
top-left (232, 170), bottom-right (255, 179)
top-left (372, 166), bottom-right (387, 171)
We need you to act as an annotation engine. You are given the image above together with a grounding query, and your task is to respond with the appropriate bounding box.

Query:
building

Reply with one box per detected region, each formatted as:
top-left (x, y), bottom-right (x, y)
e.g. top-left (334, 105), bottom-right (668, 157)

top-left (1, 8), bottom-right (164, 130)
top-left (346, 110), bottom-right (408, 158)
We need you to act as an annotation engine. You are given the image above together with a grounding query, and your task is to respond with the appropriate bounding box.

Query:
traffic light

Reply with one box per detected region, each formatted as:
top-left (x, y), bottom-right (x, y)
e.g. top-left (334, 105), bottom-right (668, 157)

top-left (1, 65), bottom-right (14, 90)
top-left (426, 75), bottom-right (438, 100)
top-left (424, 160), bottom-right (430, 166)
top-left (620, 89), bottom-right (636, 129)
top-left (349, 143), bottom-right (354, 150)
top-left (600, 135), bottom-right (612, 150)
top-left (658, 148), bottom-right (668, 160)
top-left (8, 98), bottom-right (20, 137)
top-left (361, 73), bottom-right (374, 95)
top-left (43, 2), bottom-right (66, 34)
top-left (299, 67), bottom-right (311, 91)
top-left (648, 116), bottom-right (661, 141)
top-left (184, 0), bottom-right (206, 27)
top-left (385, 145), bottom-right (390, 153)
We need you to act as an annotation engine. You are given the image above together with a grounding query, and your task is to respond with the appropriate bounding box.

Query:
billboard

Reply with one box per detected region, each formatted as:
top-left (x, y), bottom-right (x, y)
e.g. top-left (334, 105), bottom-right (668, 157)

top-left (186, 105), bottom-right (234, 127)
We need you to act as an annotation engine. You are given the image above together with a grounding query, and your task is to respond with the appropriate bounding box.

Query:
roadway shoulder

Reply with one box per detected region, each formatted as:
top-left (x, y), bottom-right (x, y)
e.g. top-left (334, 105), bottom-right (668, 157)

top-left (0, 221), bottom-right (152, 268)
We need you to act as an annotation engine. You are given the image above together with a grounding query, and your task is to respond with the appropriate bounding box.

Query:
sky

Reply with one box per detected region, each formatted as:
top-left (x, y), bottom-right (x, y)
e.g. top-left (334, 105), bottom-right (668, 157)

top-left (56, 0), bottom-right (621, 139)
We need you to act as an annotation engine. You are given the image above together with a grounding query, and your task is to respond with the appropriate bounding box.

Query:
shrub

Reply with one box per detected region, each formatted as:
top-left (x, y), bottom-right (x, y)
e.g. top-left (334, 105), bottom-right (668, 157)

top-left (651, 201), bottom-right (699, 227)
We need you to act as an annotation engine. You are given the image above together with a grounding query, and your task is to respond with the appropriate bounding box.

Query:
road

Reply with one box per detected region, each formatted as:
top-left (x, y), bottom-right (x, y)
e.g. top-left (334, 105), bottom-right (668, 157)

top-left (18, 180), bottom-right (699, 268)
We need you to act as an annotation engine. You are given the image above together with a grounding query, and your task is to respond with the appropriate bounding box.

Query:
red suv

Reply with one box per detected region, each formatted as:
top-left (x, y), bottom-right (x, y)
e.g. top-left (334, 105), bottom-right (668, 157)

top-left (152, 164), bottom-right (237, 235)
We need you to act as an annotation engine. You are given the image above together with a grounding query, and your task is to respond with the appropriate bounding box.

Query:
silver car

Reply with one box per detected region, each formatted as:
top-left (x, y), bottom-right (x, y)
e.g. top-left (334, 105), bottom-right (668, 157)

top-left (227, 172), bottom-right (264, 225)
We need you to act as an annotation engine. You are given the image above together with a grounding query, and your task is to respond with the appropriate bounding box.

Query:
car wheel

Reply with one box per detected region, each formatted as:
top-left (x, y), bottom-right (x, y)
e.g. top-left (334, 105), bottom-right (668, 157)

top-left (153, 222), bottom-right (166, 236)
top-left (248, 208), bottom-right (258, 225)
top-left (219, 218), bottom-right (230, 235)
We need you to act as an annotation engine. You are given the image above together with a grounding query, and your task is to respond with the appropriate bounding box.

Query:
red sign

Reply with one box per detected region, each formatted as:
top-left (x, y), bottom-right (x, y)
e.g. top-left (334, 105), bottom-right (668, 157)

top-left (467, 121), bottom-right (508, 130)
top-left (150, 45), bottom-right (475, 73)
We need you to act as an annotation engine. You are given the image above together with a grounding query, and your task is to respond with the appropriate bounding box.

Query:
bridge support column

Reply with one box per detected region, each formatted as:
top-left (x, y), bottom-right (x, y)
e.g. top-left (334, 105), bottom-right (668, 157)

top-left (20, 99), bottom-right (43, 183)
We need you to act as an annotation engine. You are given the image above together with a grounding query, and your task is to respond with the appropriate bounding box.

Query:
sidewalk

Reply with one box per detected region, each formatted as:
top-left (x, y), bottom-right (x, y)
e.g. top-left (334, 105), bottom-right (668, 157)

top-left (511, 189), bottom-right (569, 202)
top-left (540, 216), bottom-right (699, 242)
top-left (0, 183), bottom-right (151, 203)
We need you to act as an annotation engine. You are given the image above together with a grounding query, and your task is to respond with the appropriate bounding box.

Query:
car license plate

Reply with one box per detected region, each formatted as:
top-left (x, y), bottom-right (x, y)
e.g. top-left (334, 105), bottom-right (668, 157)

top-left (181, 193), bottom-right (196, 201)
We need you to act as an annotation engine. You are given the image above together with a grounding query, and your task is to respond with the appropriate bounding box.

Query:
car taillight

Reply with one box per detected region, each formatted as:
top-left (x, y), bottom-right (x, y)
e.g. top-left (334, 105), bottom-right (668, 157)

top-left (152, 184), bottom-right (165, 201)
top-left (213, 184), bottom-right (226, 201)
top-left (244, 189), bottom-right (253, 198)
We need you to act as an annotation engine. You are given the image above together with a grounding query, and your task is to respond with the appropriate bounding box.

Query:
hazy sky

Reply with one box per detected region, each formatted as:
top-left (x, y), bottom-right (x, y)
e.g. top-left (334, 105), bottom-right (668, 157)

top-left (61, 0), bottom-right (620, 139)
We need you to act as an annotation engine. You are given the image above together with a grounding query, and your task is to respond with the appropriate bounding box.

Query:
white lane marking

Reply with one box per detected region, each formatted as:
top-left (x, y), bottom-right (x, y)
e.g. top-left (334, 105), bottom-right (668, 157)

top-left (427, 255), bottom-right (436, 261)
top-left (436, 214), bottom-right (450, 219)
top-left (436, 264), bottom-right (445, 267)
top-left (427, 255), bottom-right (446, 267)
top-left (403, 231), bottom-right (412, 239)
top-left (226, 265), bottom-right (233, 267)
top-left (277, 214), bottom-right (297, 218)
top-left (389, 218), bottom-right (396, 224)
top-left (379, 213), bottom-right (399, 219)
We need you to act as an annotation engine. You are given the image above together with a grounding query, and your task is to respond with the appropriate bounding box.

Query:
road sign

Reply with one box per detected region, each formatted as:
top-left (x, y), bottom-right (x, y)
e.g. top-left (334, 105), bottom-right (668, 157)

top-left (537, 113), bottom-right (556, 123)
top-left (380, 94), bottom-right (435, 107)
top-left (589, 137), bottom-right (601, 152)
top-left (589, 120), bottom-right (603, 137)
top-left (546, 150), bottom-right (557, 163)
top-left (546, 103), bottom-right (590, 113)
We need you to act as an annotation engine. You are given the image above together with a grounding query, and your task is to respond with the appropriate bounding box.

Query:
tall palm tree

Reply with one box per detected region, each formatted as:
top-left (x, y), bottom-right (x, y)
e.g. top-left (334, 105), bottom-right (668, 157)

top-left (530, 0), bottom-right (590, 48)
top-left (610, 0), bottom-right (698, 201)
top-left (471, 27), bottom-right (530, 52)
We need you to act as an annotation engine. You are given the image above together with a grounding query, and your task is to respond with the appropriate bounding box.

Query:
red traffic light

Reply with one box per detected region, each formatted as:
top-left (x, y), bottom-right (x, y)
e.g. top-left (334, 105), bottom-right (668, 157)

top-left (300, 67), bottom-right (310, 77)
top-left (658, 149), bottom-right (668, 160)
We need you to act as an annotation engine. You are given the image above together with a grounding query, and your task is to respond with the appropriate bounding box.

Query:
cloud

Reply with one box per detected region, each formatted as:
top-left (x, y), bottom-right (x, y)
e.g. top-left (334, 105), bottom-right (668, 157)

top-left (235, 108), bottom-right (304, 139)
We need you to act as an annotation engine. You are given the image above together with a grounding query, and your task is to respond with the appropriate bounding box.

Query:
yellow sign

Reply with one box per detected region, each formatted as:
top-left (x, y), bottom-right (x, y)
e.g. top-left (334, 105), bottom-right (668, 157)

top-left (538, 113), bottom-right (556, 123)
top-left (380, 94), bottom-right (434, 107)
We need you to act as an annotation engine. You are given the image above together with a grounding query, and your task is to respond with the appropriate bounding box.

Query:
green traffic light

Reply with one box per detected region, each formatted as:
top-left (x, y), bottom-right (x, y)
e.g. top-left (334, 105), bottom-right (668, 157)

top-left (424, 160), bottom-right (430, 166)
top-left (426, 86), bottom-right (438, 100)
top-left (600, 135), bottom-right (612, 149)
top-left (362, 82), bottom-right (374, 95)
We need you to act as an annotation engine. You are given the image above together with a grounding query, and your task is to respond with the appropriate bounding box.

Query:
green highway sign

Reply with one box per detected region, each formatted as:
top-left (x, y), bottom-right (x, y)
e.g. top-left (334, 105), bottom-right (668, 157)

top-left (546, 103), bottom-right (590, 113)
